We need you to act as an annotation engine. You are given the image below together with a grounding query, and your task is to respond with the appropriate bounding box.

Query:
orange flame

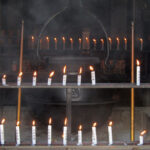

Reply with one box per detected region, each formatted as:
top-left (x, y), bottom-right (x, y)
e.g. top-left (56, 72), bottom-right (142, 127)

top-left (49, 71), bottom-right (55, 78)
top-left (79, 125), bottom-right (82, 130)
top-left (70, 38), bottom-right (73, 43)
top-left (109, 121), bottom-right (113, 126)
top-left (46, 36), bottom-right (49, 41)
top-left (79, 67), bottom-right (83, 75)
top-left (124, 37), bottom-right (127, 42)
top-left (18, 72), bottom-right (23, 77)
top-left (62, 37), bottom-right (65, 41)
top-left (64, 118), bottom-right (67, 126)
top-left (16, 121), bottom-right (20, 126)
top-left (86, 37), bottom-right (89, 41)
top-left (108, 37), bottom-right (112, 43)
top-left (89, 65), bottom-right (94, 71)
top-left (136, 59), bottom-right (140, 66)
top-left (93, 122), bottom-right (97, 127)
top-left (93, 39), bottom-right (97, 43)
top-left (139, 38), bottom-right (143, 43)
top-left (54, 37), bottom-right (57, 41)
top-left (1, 118), bottom-right (5, 124)
top-left (32, 36), bottom-right (34, 40)
top-left (49, 117), bottom-right (52, 125)
top-left (100, 38), bottom-right (104, 43)
top-left (33, 71), bottom-right (37, 77)
top-left (140, 130), bottom-right (147, 136)
top-left (32, 120), bottom-right (36, 126)
top-left (116, 37), bottom-right (120, 42)
top-left (63, 65), bottom-right (67, 74)
top-left (79, 38), bottom-right (82, 42)
top-left (3, 74), bottom-right (6, 79)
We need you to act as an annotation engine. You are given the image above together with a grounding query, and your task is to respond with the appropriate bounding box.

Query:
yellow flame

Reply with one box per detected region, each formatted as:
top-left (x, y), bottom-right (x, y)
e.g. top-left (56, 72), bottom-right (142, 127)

top-left (49, 117), bottom-right (52, 125)
top-left (49, 71), bottom-right (55, 78)
top-left (116, 37), bottom-right (120, 42)
top-left (109, 121), bottom-right (113, 126)
top-left (79, 67), bottom-right (83, 75)
top-left (70, 38), bottom-right (73, 42)
top-left (124, 37), bottom-right (127, 42)
top-left (140, 130), bottom-right (147, 136)
top-left (79, 38), bottom-right (82, 42)
top-left (33, 71), bottom-right (37, 77)
top-left (46, 36), bottom-right (49, 40)
top-left (139, 38), bottom-right (143, 43)
top-left (16, 121), bottom-right (20, 126)
top-left (89, 65), bottom-right (94, 71)
top-left (63, 65), bottom-right (67, 74)
top-left (64, 118), bottom-right (67, 126)
top-left (32, 120), bottom-right (35, 126)
top-left (79, 125), bottom-right (82, 130)
top-left (54, 37), bottom-right (57, 41)
top-left (62, 37), bottom-right (65, 41)
top-left (93, 39), bottom-right (97, 44)
top-left (100, 38), bottom-right (104, 43)
top-left (3, 74), bottom-right (6, 79)
top-left (86, 37), bottom-right (89, 41)
top-left (1, 118), bottom-right (5, 124)
top-left (136, 59), bottom-right (140, 66)
top-left (32, 36), bottom-right (34, 40)
top-left (19, 72), bottom-right (23, 77)
top-left (108, 37), bottom-right (112, 43)
top-left (93, 122), bottom-right (97, 127)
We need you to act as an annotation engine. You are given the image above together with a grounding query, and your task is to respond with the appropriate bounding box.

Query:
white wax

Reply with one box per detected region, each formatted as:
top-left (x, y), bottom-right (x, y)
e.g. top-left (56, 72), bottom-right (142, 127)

top-left (16, 126), bottom-right (20, 145)
top-left (138, 135), bottom-right (143, 145)
top-left (91, 71), bottom-right (96, 85)
top-left (48, 125), bottom-right (52, 145)
top-left (62, 75), bottom-right (67, 86)
top-left (108, 126), bottom-right (113, 145)
top-left (63, 126), bottom-right (67, 146)
top-left (77, 75), bottom-right (82, 86)
top-left (2, 78), bottom-right (6, 86)
top-left (47, 78), bottom-right (52, 86)
top-left (32, 77), bottom-right (37, 86)
top-left (17, 77), bottom-right (22, 86)
top-left (77, 130), bottom-right (82, 145)
top-left (92, 127), bottom-right (97, 146)
top-left (136, 66), bottom-right (140, 86)
top-left (0, 124), bottom-right (5, 145)
top-left (32, 126), bottom-right (36, 145)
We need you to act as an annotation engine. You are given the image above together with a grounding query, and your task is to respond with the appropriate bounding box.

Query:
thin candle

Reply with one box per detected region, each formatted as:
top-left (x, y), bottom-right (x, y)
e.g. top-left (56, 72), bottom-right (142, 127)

top-left (62, 37), bottom-right (66, 50)
top-left (16, 121), bottom-right (21, 146)
top-left (100, 38), bottom-right (104, 50)
top-left (92, 122), bottom-right (97, 146)
top-left (46, 36), bottom-right (50, 49)
top-left (108, 121), bottom-right (113, 145)
top-left (108, 37), bottom-right (112, 50)
top-left (93, 39), bottom-right (97, 50)
top-left (62, 65), bottom-right (67, 86)
top-left (63, 118), bottom-right (67, 146)
top-left (54, 38), bottom-right (58, 50)
top-left (48, 118), bottom-right (52, 145)
top-left (124, 37), bottom-right (127, 50)
top-left (70, 38), bottom-right (73, 50)
top-left (89, 66), bottom-right (96, 85)
top-left (77, 67), bottom-right (83, 86)
top-left (139, 38), bottom-right (143, 51)
top-left (86, 37), bottom-right (90, 49)
top-left (31, 36), bottom-right (35, 50)
top-left (32, 120), bottom-right (36, 145)
top-left (48, 71), bottom-right (55, 86)
top-left (0, 118), bottom-right (5, 145)
top-left (136, 59), bottom-right (141, 86)
top-left (17, 72), bottom-right (23, 86)
top-left (138, 130), bottom-right (147, 145)
top-left (77, 125), bottom-right (82, 145)
top-left (2, 74), bottom-right (6, 86)
top-left (79, 38), bottom-right (82, 50)
top-left (32, 71), bottom-right (37, 86)
top-left (116, 37), bottom-right (120, 50)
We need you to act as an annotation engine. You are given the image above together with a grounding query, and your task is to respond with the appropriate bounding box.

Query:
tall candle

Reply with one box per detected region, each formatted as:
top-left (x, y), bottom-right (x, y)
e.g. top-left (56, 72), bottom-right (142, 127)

top-left (124, 37), bottom-right (127, 50)
top-left (93, 39), bottom-right (97, 50)
top-left (108, 121), bottom-right (113, 145)
top-left (79, 38), bottom-right (82, 50)
top-left (92, 122), bottom-right (97, 146)
top-left (136, 59), bottom-right (140, 86)
top-left (139, 38), bottom-right (143, 51)
top-left (77, 67), bottom-right (82, 86)
top-left (86, 37), bottom-right (90, 50)
top-left (62, 37), bottom-right (66, 50)
top-left (77, 125), bottom-right (82, 146)
top-left (138, 130), bottom-right (147, 145)
top-left (2, 74), bottom-right (6, 86)
top-left (116, 37), bottom-right (120, 50)
top-left (46, 36), bottom-right (50, 50)
top-left (63, 118), bottom-right (67, 146)
top-left (48, 118), bottom-right (52, 145)
top-left (32, 120), bottom-right (36, 145)
top-left (31, 36), bottom-right (35, 50)
top-left (17, 72), bottom-right (23, 86)
top-left (0, 118), bottom-right (5, 145)
top-left (100, 38), bottom-right (104, 50)
top-left (89, 66), bottom-right (96, 85)
top-left (16, 121), bottom-right (21, 146)
top-left (108, 37), bottom-right (112, 51)
top-left (54, 38), bottom-right (58, 50)
top-left (48, 71), bottom-right (55, 86)
top-left (70, 38), bottom-right (73, 50)
top-left (62, 65), bottom-right (67, 86)
top-left (32, 71), bottom-right (37, 86)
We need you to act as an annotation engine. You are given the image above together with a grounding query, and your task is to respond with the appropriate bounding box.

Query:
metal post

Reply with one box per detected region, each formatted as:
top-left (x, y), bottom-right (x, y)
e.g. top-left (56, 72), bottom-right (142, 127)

top-left (66, 88), bottom-right (72, 140)
top-left (17, 20), bottom-right (24, 122)
top-left (131, 21), bottom-right (135, 142)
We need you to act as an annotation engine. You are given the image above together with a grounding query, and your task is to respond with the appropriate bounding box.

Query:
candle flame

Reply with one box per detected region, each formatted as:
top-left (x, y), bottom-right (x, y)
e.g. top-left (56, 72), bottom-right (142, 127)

top-left (33, 71), bottom-right (37, 77)
top-left (116, 37), bottom-right (120, 42)
top-left (108, 37), bottom-right (112, 43)
top-left (64, 118), bottom-right (67, 126)
top-left (70, 38), bottom-right (73, 42)
top-left (93, 39), bottom-right (97, 43)
top-left (32, 36), bottom-right (34, 40)
top-left (63, 65), bottom-right (67, 74)
top-left (89, 65), bottom-right (94, 71)
top-left (140, 130), bottom-right (147, 136)
top-left (62, 37), bottom-right (65, 41)
top-left (86, 37), bottom-right (89, 41)
top-left (32, 120), bottom-right (35, 126)
top-left (100, 38), bottom-right (104, 43)
top-left (93, 122), bottom-right (97, 127)
top-left (79, 67), bottom-right (83, 75)
top-left (124, 37), bottom-right (127, 42)
top-left (1, 118), bottom-right (5, 124)
top-left (139, 38), bottom-right (143, 43)
top-left (79, 38), bottom-right (82, 42)
top-left (19, 72), bottom-right (23, 77)
top-left (49, 117), bottom-right (52, 125)
top-left (16, 121), bottom-right (20, 126)
top-left (46, 36), bottom-right (49, 40)
top-left (49, 71), bottom-right (55, 78)
top-left (109, 121), bottom-right (113, 126)
top-left (3, 74), bottom-right (6, 79)
top-left (79, 125), bottom-right (82, 130)
top-left (136, 59), bottom-right (140, 66)
top-left (54, 37), bottom-right (57, 41)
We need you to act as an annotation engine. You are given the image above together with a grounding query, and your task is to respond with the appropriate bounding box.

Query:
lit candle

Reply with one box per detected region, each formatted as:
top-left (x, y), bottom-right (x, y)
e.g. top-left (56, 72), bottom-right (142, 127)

top-left (77, 125), bottom-right (82, 146)
top-left (16, 121), bottom-right (21, 146)
top-left (48, 118), bottom-right (52, 145)
top-left (48, 71), bottom-right (55, 86)
top-left (108, 121), bottom-right (113, 145)
top-left (100, 38), bottom-right (104, 50)
top-left (46, 36), bottom-right (50, 50)
top-left (77, 67), bottom-right (82, 86)
top-left (89, 66), bottom-right (96, 85)
top-left (116, 37), bottom-right (120, 50)
top-left (136, 59), bottom-right (140, 86)
top-left (138, 130), bottom-right (147, 145)
top-left (2, 74), bottom-right (6, 86)
top-left (62, 37), bottom-right (66, 50)
top-left (0, 118), bottom-right (5, 145)
top-left (63, 118), bottom-right (67, 146)
top-left (79, 38), bottom-right (82, 50)
top-left (93, 39), bottom-right (97, 50)
top-left (40, 39), bottom-right (42, 50)
top-left (86, 37), bottom-right (90, 49)
top-left (70, 38), bottom-right (73, 50)
top-left (17, 72), bottom-right (23, 86)
top-left (139, 38), bottom-right (143, 51)
top-left (92, 122), bottom-right (97, 146)
top-left (32, 120), bottom-right (36, 146)
top-left (32, 71), bottom-right (37, 86)
top-left (31, 36), bottom-right (35, 50)
top-left (124, 37), bottom-right (127, 50)
top-left (62, 65), bottom-right (67, 86)
top-left (108, 37), bottom-right (112, 50)
top-left (54, 38), bottom-right (58, 50)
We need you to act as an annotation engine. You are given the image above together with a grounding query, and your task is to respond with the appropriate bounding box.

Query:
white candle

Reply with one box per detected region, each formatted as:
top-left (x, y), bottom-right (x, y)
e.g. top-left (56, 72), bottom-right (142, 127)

top-left (48, 118), bottom-right (52, 145)
top-left (136, 60), bottom-right (140, 86)
top-left (92, 122), bottom-right (97, 146)
top-left (79, 38), bottom-right (82, 50)
top-left (63, 118), bottom-right (67, 146)
top-left (138, 130), bottom-right (147, 145)
top-left (108, 121), bottom-right (113, 145)
top-left (77, 125), bottom-right (82, 146)
top-left (77, 67), bottom-right (82, 86)
top-left (139, 38), bottom-right (143, 51)
top-left (93, 39), bottom-right (97, 50)
top-left (48, 71), bottom-right (55, 86)
top-left (32, 71), bottom-right (37, 86)
top-left (62, 66), bottom-right (67, 86)
top-left (89, 66), bottom-right (96, 85)
top-left (108, 37), bottom-right (112, 50)
top-left (0, 119), bottom-right (5, 145)
top-left (116, 37), bottom-right (120, 50)
top-left (2, 75), bottom-right (6, 86)
top-left (32, 121), bottom-right (36, 145)
top-left (62, 37), bottom-right (66, 50)
top-left (54, 38), bottom-right (58, 50)
top-left (100, 39), bottom-right (104, 50)
top-left (124, 37), bottom-right (127, 50)
top-left (70, 38), bottom-right (73, 50)
top-left (17, 72), bottom-right (23, 86)
top-left (16, 121), bottom-right (21, 146)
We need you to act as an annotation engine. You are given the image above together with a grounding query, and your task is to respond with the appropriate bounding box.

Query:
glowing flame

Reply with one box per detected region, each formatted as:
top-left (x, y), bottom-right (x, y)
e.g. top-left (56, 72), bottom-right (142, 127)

top-left (49, 71), bottom-right (55, 78)
top-left (62, 134), bottom-right (64, 138)
top-left (32, 36), bottom-right (34, 40)
top-left (49, 117), bottom-right (52, 125)
top-left (79, 67), bottom-right (83, 75)
top-left (32, 120), bottom-right (35, 126)
top-left (93, 122), bottom-right (97, 127)
top-left (46, 36), bottom-right (49, 41)
top-left (140, 130), bottom-right (147, 136)
top-left (62, 37), bottom-right (65, 41)
top-left (116, 37), bottom-right (120, 42)
top-left (86, 37), bottom-right (89, 41)
top-left (79, 38), bottom-right (82, 42)
top-left (54, 37), bottom-right (57, 41)
top-left (70, 38), bottom-right (73, 42)
top-left (108, 37), bottom-right (112, 43)
top-left (100, 38), bottom-right (104, 43)
top-left (33, 71), bottom-right (37, 77)
top-left (89, 65), bottom-right (94, 71)
top-left (63, 65), bottom-right (67, 74)
top-left (124, 37), bottom-right (127, 42)
top-left (139, 38), bottom-right (143, 43)
top-left (93, 39), bottom-right (97, 44)
top-left (3, 74), bottom-right (6, 79)
top-left (64, 118), bottom-right (67, 126)
top-left (136, 59), bottom-right (140, 66)
top-left (109, 121), bottom-right (113, 126)
top-left (1, 118), bottom-right (5, 124)
top-left (79, 125), bottom-right (82, 130)
top-left (18, 72), bottom-right (23, 77)
top-left (16, 121), bottom-right (20, 126)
